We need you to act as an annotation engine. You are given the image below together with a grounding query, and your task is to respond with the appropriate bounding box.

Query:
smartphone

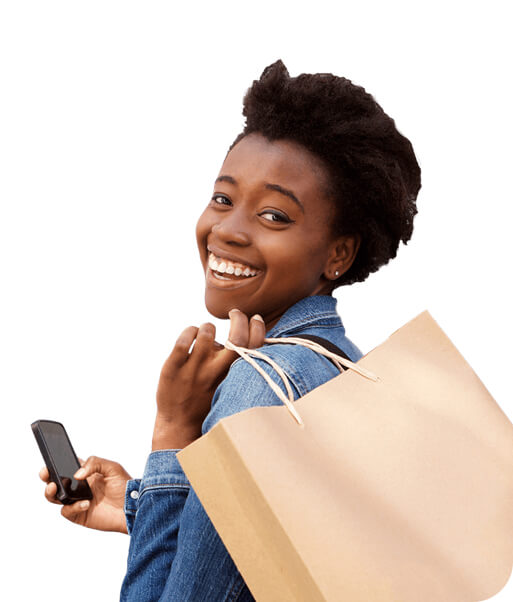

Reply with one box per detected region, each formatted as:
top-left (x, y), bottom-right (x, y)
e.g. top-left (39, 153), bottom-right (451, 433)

top-left (32, 419), bottom-right (93, 505)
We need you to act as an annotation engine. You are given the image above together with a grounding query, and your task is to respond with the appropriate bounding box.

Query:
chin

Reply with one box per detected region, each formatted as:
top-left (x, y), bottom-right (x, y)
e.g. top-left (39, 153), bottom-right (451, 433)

top-left (206, 306), bottom-right (230, 320)
top-left (204, 290), bottom-right (261, 321)
top-left (203, 293), bottom-right (231, 320)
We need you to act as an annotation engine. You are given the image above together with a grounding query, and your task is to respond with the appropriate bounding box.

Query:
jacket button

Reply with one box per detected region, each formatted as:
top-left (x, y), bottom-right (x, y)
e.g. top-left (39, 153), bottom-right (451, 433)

top-left (130, 490), bottom-right (139, 500)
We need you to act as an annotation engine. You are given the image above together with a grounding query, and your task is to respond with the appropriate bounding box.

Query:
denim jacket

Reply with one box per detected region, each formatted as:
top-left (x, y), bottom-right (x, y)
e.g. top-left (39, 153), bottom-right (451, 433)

top-left (120, 294), bottom-right (363, 601)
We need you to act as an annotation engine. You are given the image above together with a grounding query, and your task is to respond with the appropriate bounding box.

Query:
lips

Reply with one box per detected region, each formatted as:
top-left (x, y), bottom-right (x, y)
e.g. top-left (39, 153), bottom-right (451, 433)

top-left (206, 266), bottom-right (263, 289)
top-left (206, 245), bottom-right (263, 282)
top-left (205, 247), bottom-right (263, 289)
top-left (207, 246), bottom-right (261, 273)
top-left (208, 252), bottom-right (259, 277)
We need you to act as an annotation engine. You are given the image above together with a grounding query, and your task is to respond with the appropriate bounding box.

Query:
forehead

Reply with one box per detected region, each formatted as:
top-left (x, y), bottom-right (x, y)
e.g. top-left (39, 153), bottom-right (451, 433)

top-left (220, 133), bottom-right (330, 202)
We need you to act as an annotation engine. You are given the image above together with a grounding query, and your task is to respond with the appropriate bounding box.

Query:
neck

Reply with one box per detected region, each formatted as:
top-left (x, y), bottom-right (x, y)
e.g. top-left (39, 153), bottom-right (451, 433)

top-left (262, 292), bottom-right (333, 333)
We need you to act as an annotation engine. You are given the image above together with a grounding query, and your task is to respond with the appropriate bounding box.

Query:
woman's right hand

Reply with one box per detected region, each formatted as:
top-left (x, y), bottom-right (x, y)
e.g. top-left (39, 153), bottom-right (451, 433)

top-left (39, 456), bottom-right (132, 534)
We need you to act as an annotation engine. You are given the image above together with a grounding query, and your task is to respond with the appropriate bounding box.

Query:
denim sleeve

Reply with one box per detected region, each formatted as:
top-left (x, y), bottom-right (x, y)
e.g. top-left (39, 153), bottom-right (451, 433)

top-left (120, 355), bottom-right (301, 602)
top-left (120, 451), bottom-right (191, 600)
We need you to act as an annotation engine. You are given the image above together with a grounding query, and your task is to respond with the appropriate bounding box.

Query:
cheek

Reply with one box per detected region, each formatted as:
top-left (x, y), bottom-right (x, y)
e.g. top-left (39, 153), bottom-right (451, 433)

top-left (195, 210), bottom-right (211, 251)
top-left (263, 234), bottom-right (326, 282)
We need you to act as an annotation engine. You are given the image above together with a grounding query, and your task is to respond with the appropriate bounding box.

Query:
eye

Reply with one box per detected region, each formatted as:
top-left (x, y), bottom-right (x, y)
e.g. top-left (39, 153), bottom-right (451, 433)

top-left (210, 194), bottom-right (232, 206)
top-left (259, 210), bottom-right (293, 224)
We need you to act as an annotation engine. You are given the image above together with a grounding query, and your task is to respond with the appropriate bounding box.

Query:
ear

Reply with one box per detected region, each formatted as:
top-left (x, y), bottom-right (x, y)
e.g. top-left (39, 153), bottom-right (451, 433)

top-left (323, 234), bottom-right (361, 281)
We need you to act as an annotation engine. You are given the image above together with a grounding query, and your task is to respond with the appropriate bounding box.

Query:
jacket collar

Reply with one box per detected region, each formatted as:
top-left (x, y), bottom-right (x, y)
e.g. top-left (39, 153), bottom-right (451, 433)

top-left (266, 294), bottom-right (344, 338)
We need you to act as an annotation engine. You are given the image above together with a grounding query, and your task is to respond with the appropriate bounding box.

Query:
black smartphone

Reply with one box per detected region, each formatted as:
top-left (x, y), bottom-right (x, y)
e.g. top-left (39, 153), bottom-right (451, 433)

top-left (32, 419), bottom-right (93, 505)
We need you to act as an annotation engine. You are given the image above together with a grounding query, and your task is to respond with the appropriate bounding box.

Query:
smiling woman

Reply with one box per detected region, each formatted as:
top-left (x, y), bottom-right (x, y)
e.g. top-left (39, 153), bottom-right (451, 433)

top-left (197, 133), bottom-right (362, 330)
top-left (38, 59), bottom-right (421, 601)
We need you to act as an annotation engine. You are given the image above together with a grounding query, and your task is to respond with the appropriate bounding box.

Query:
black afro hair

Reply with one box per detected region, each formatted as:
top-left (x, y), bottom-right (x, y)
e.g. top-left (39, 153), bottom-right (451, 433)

top-left (229, 59), bottom-right (421, 287)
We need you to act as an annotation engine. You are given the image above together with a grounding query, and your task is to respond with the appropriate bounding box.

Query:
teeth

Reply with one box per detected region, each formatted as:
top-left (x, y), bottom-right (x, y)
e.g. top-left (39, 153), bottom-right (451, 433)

top-left (208, 252), bottom-right (258, 278)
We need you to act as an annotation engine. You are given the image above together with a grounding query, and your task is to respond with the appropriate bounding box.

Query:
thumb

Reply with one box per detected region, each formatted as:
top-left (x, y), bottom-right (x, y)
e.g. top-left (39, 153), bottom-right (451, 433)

top-left (74, 456), bottom-right (132, 482)
top-left (74, 456), bottom-right (116, 480)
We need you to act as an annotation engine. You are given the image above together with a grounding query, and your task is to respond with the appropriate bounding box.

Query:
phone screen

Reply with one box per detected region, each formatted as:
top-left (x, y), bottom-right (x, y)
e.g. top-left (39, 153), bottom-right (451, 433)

top-left (34, 420), bottom-right (92, 501)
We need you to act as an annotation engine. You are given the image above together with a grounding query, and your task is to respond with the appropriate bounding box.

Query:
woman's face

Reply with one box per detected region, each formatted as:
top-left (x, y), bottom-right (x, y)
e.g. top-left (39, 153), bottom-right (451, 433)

top-left (196, 133), bottom-right (355, 330)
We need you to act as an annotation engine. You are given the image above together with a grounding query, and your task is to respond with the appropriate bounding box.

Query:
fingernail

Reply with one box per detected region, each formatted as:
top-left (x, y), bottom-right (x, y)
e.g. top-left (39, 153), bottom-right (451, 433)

top-left (75, 468), bottom-right (86, 479)
top-left (252, 314), bottom-right (264, 322)
top-left (80, 501), bottom-right (90, 509)
top-left (228, 308), bottom-right (240, 317)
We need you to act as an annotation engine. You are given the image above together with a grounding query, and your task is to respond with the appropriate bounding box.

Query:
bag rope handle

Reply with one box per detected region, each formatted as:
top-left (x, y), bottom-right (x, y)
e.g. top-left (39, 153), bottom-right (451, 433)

top-left (224, 336), bottom-right (379, 426)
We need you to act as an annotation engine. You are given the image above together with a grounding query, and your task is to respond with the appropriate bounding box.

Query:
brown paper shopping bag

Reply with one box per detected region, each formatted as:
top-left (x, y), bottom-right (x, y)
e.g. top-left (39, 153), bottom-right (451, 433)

top-left (177, 311), bottom-right (513, 602)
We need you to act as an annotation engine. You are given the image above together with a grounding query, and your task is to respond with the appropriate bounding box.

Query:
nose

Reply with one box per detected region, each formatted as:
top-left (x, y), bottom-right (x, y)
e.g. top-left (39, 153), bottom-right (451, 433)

top-left (211, 211), bottom-right (251, 246)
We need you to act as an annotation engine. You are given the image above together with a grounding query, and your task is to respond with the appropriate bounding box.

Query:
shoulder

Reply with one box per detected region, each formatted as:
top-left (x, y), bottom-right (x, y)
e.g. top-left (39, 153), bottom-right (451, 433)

top-left (201, 341), bottom-right (341, 435)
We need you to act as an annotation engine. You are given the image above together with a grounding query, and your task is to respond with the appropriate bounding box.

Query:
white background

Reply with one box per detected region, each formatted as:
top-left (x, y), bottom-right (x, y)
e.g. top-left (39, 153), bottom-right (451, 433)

top-left (1, 1), bottom-right (511, 600)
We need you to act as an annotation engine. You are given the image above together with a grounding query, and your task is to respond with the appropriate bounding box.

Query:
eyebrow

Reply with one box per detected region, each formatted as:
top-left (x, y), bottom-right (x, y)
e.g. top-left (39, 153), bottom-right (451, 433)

top-left (215, 175), bottom-right (304, 213)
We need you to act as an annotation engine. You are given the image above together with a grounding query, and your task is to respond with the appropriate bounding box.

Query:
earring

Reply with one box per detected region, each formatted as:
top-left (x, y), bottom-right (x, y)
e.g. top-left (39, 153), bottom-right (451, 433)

top-left (334, 270), bottom-right (339, 277)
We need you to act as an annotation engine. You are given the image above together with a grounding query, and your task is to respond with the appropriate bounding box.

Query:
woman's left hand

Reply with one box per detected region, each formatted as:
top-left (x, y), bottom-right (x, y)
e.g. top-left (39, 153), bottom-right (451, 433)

top-left (152, 310), bottom-right (266, 450)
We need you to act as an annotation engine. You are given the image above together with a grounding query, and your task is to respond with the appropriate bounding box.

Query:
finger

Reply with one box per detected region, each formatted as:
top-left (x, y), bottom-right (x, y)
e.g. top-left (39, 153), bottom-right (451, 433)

top-left (39, 466), bottom-right (50, 482)
top-left (61, 499), bottom-right (90, 520)
top-left (163, 326), bottom-right (199, 373)
top-left (248, 314), bottom-right (266, 349)
top-left (209, 309), bottom-right (255, 371)
top-left (44, 481), bottom-right (61, 505)
top-left (74, 455), bottom-right (129, 481)
top-left (188, 322), bottom-right (216, 364)
top-left (74, 455), bottom-right (108, 480)
top-left (227, 308), bottom-right (249, 347)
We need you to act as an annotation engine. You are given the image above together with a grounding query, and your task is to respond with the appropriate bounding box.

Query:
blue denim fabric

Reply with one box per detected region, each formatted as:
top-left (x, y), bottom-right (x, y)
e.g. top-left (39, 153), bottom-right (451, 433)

top-left (120, 294), bottom-right (363, 601)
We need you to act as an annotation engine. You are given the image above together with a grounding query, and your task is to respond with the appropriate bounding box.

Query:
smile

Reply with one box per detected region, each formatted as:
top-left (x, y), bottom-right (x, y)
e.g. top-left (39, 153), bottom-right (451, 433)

top-left (207, 252), bottom-right (261, 280)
